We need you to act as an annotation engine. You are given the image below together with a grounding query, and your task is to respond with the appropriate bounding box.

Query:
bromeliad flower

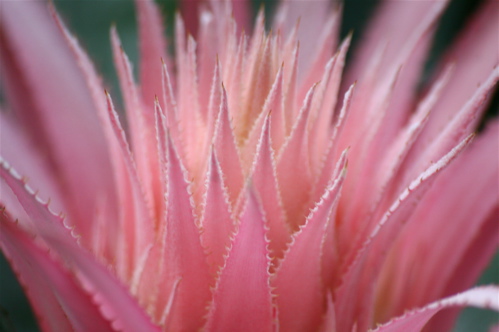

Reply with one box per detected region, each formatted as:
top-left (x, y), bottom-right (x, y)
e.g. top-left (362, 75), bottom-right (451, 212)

top-left (0, 0), bottom-right (498, 331)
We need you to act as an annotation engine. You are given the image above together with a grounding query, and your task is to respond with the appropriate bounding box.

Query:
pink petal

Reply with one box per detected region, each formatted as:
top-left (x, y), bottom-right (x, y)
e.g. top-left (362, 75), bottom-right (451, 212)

top-left (334, 134), bottom-right (474, 332)
top-left (161, 60), bottom-right (184, 164)
top-left (197, 8), bottom-right (219, 122)
top-left (218, 14), bottom-right (238, 70)
top-left (424, 207), bottom-right (499, 332)
top-left (131, 102), bottom-right (168, 314)
top-left (312, 85), bottom-right (353, 206)
top-left (174, 12), bottom-right (187, 85)
top-left (229, 0), bottom-right (251, 34)
top-left (240, 33), bottom-right (275, 141)
top-left (269, 65), bottom-right (287, 153)
top-left (241, 65), bottom-right (284, 171)
top-left (201, 149), bottom-right (236, 276)
top-left (213, 87), bottom-right (245, 207)
top-left (416, 0), bottom-right (499, 149)
top-left (374, 64), bottom-right (454, 203)
top-left (309, 36), bottom-right (351, 176)
top-left (274, 0), bottom-right (339, 84)
top-left (0, 161), bottom-right (161, 332)
top-left (152, 100), bottom-right (168, 231)
top-left (298, 10), bottom-right (341, 103)
top-left (320, 292), bottom-right (336, 332)
top-left (233, 7), bottom-right (264, 139)
top-left (273, 160), bottom-right (346, 332)
top-left (0, 112), bottom-right (64, 228)
top-left (371, 286), bottom-right (499, 332)
top-left (179, 0), bottom-right (200, 37)
top-left (336, 1), bottom-right (449, 225)
top-left (282, 40), bottom-right (300, 135)
top-left (402, 66), bottom-right (499, 190)
top-left (259, 63), bottom-right (286, 133)
top-left (204, 191), bottom-right (274, 332)
top-left (192, 60), bottom-right (223, 204)
top-left (154, 133), bottom-right (211, 330)
top-left (345, 0), bottom-right (448, 90)
top-left (224, 33), bottom-right (247, 131)
top-left (110, 27), bottom-right (161, 219)
top-left (135, 0), bottom-right (169, 110)
top-left (176, 36), bottom-right (204, 174)
top-left (248, 8), bottom-right (265, 63)
top-left (319, 149), bottom-right (348, 292)
top-left (370, 0), bottom-right (449, 148)
top-left (1, 218), bottom-right (71, 332)
top-left (335, 64), bottom-right (402, 259)
top-left (0, 0), bottom-right (116, 242)
top-left (206, 58), bottom-right (223, 142)
top-left (52, 11), bottom-right (155, 265)
top-left (277, 84), bottom-right (317, 229)
top-left (0, 217), bottom-right (117, 332)
top-left (251, 114), bottom-right (290, 262)
top-left (103, 93), bottom-right (154, 281)
top-left (375, 121), bottom-right (499, 326)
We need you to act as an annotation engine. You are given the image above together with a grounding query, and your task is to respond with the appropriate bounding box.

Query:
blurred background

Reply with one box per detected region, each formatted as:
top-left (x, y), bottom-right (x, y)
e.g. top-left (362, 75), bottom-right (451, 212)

top-left (0, 0), bottom-right (497, 331)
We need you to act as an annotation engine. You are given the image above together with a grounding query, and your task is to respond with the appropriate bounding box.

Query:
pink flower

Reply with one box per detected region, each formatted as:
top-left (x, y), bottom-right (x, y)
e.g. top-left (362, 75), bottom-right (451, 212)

top-left (0, 0), bottom-right (497, 331)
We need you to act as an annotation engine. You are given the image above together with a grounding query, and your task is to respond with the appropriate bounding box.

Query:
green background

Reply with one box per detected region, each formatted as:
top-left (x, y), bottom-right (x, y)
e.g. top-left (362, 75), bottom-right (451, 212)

top-left (0, 0), bottom-right (497, 331)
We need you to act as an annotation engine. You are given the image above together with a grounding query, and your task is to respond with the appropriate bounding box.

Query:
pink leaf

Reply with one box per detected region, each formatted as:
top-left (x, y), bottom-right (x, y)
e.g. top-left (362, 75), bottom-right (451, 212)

top-left (213, 86), bottom-right (245, 207)
top-left (201, 149), bottom-right (236, 276)
top-left (0, 216), bottom-right (117, 332)
top-left (103, 93), bottom-right (154, 281)
top-left (274, 0), bottom-right (339, 85)
top-left (204, 191), bottom-right (274, 332)
top-left (179, 0), bottom-right (199, 37)
top-left (197, 8), bottom-right (219, 122)
top-left (277, 83), bottom-right (317, 229)
top-left (320, 292), bottom-right (336, 332)
top-left (0, 112), bottom-right (64, 229)
top-left (309, 35), bottom-right (351, 176)
top-left (160, 60), bottom-right (184, 164)
top-left (334, 134), bottom-right (474, 332)
top-left (298, 9), bottom-right (341, 103)
top-left (192, 59), bottom-right (223, 206)
top-left (282, 40), bottom-right (300, 135)
top-left (110, 27), bottom-right (161, 220)
top-left (153, 133), bottom-right (212, 330)
top-left (52, 10), bottom-right (154, 271)
top-left (251, 114), bottom-right (290, 262)
top-left (229, 0), bottom-right (251, 34)
top-left (371, 286), bottom-right (499, 332)
top-left (176, 36), bottom-right (204, 174)
top-left (240, 33), bottom-right (276, 141)
top-left (273, 159), bottom-right (346, 332)
top-left (374, 64), bottom-right (454, 204)
top-left (312, 85), bottom-right (353, 206)
top-left (415, 0), bottom-right (499, 149)
top-left (135, 0), bottom-right (169, 110)
top-left (241, 65), bottom-right (285, 170)
top-left (374, 121), bottom-right (499, 326)
top-left (0, 160), bottom-right (161, 332)
top-left (402, 66), bottom-right (499, 189)
top-left (0, 0), bottom-right (116, 242)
